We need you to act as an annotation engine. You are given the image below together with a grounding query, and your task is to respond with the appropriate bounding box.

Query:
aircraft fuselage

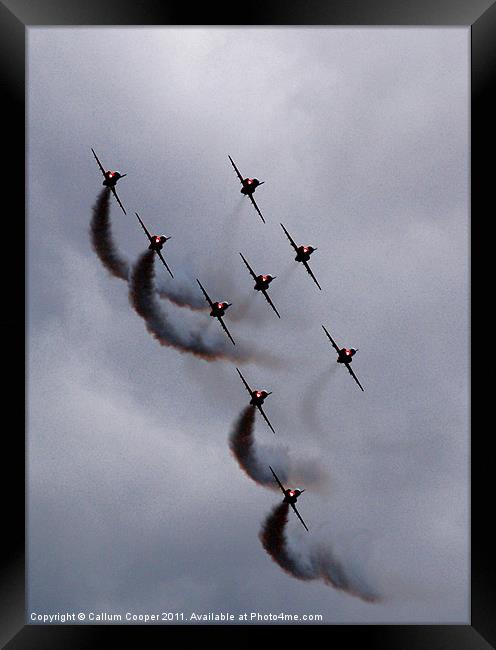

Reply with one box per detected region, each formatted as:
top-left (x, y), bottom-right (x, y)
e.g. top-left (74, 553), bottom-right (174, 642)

top-left (210, 302), bottom-right (231, 318)
top-left (337, 348), bottom-right (356, 363)
top-left (250, 390), bottom-right (269, 406)
top-left (254, 275), bottom-right (274, 291)
top-left (241, 178), bottom-right (262, 195)
top-left (148, 236), bottom-right (167, 252)
top-left (295, 245), bottom-right (315, 262)
top-left (103, 171), bottom-right (125, 188)
top-left (283, 489), bottom-right (302, 505)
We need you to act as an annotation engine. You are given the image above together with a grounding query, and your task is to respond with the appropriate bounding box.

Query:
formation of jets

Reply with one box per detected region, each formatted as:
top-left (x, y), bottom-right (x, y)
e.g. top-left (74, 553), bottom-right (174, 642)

top-left (92, 148), bottom-right (367, 536)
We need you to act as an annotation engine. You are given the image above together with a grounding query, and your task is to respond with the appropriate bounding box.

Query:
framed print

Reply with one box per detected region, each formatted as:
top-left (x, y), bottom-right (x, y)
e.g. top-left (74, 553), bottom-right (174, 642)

top-left (1, 0), bottom-right (493, 647)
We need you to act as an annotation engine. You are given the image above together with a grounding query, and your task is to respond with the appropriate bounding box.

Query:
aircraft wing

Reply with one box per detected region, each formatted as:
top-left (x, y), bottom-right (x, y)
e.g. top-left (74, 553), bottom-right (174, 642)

top-left (91, 148), bottom-right (106, 178)
top-left (280, 223), bottom-right (298, 252)
top-left (239, 253), bottom-right (258, 281)
top-left (248, 194), bottom-right (266, 223)
top-left (269, 466), bottom-right (286, 496)
top-left (135, 212), bottom-right (153, 242)
top-left (302, 260), bottom-right (322, 291)
top-left (157, 250), bottom-right (174, 279)
top-left (228, 155), bottom-right (244, 184)
top-left (257, 404), bottom-right (275, 434)
top-left (262, 289), bottom-right (281, 319)
top-left (236, 367), bottom-right (253, 397)
top-left (196, 279), bottom-right (215, 309)
top-left (291, 503), bottom-right (309, 532)
top-left (345, 362), bottom-right (365, 392)
top-left (217, 315), bottom-right (236, 346)
top-left (111, 186), bottom-right (127, 215)
top-left (322, 325), bottom-right (340, 353)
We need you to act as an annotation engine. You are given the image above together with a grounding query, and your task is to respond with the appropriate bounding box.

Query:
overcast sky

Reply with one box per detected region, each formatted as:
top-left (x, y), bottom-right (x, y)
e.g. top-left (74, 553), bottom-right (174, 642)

top-left (27, 27), bottom-right (469, 624)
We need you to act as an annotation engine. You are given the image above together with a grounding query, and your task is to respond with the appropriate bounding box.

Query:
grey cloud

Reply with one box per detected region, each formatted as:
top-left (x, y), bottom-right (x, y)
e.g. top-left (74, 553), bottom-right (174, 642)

top-left (28, 27), bottom-right (468, 623)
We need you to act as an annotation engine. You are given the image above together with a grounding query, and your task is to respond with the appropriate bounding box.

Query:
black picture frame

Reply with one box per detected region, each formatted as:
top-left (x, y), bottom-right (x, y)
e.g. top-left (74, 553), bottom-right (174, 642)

top-left (2, 0), bottom-right (490, 647)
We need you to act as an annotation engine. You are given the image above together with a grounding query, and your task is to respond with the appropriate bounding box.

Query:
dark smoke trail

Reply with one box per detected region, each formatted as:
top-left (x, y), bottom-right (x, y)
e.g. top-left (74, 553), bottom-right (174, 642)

top-left (229, 406), bottom-right (327, 490)
top-left (259, 503), bottom-right (304, 576)
top-left (90, 189), bottom-right (130, 280)
top-left (259, 504), bottom-right (381, 603)
top-left (229, 406), bottom-right (287, 488)
top-left (90, 190), bottom-right (208, 311)
top-left (129, 250), bottom-right (251, 363)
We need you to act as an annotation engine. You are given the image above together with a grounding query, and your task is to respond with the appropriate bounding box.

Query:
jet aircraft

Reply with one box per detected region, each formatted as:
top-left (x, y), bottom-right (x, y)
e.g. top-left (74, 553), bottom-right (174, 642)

top-left (269, 465), bottom-right (309, 531)
top-left (135, 212), bottom-right (174, 278)
top-left (322, 325), bottom-right (364, 391)
top-left (239, 253), bottom-right (280, 318)
top-left (236, 368), bottom-right (275, 434)
top-left (91, 148), bottom-right (127, 215)
top-left (280, 223), bottom-right (321, 290)
top-left (197, 279), bottom-right (235, 346)
top-left (228, 155), bottom-right (266, 223)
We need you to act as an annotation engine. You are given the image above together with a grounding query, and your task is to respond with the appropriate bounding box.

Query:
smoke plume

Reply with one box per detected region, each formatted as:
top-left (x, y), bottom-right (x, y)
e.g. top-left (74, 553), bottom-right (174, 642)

top-left (90, 189), bottom-right (130, 280)
top-left (229, 406), bottom-right (327, 490)
top-left (90, 190), bottom-right (209, 313)
top-left (259, 503), bottom-right (380, 603)
top-left (129, 250), bottom-right (254, 363)
top-left (155, 280), bottom-right (207, 312)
